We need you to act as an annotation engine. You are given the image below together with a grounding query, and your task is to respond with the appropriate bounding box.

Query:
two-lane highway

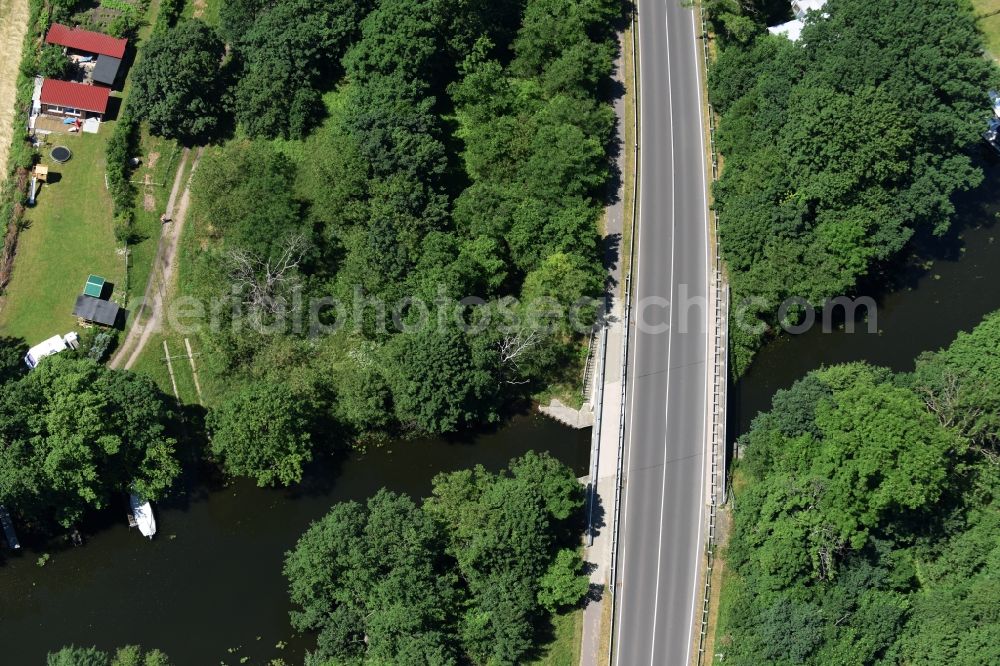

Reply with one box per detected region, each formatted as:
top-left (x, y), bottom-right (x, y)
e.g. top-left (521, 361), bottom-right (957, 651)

top-left (612, 1), bottom-right (711, 665)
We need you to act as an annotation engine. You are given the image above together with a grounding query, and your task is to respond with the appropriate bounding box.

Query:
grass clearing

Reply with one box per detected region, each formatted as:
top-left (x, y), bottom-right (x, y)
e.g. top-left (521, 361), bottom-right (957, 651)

top-left (974, 0), bottom-right (1000, 60)
top-left (527, 607), bottom-right (584, 666)
top-left (128, 89), bottom-right (352, 405)
top-left (129, 328), bottom-right (201, 404)
top-left (0, 132), bottom-right (120, 344)
top-left (183, 0), bottom-right (220, 26)
top-left (0, 0), bottom-right (29, 173)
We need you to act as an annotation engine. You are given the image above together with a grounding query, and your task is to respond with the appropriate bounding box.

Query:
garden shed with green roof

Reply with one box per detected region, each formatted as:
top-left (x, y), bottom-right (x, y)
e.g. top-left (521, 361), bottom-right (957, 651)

top-left (83, 274), bottom-right (106, 299)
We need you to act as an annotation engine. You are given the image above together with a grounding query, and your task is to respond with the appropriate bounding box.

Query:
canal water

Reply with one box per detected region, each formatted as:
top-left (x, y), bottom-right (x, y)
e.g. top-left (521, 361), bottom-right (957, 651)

top-left (0, 414), bottom-right (590, 665)
top-left (3, 167), bottom-right (999, 665)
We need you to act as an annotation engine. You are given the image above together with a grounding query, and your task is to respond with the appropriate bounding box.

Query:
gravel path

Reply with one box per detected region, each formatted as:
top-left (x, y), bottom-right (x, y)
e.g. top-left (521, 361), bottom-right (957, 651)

top-left (110, 147), bottom-right (203, 370)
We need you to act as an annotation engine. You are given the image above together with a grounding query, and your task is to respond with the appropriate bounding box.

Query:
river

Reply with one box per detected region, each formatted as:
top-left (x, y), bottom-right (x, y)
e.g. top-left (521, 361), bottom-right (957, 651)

top-left (3, 168), bottom-right (999, 665)
top-left (0, 414), bottom-right (590, 665)
top-left (732, 161), bottom-right (1000, 434)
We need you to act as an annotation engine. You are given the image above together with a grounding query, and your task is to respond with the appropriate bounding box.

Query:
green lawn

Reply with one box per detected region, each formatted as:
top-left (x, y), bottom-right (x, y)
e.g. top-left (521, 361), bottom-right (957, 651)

top-left (129, 329), bottom-right (202, 404)
top-left (0, 132), bottom-right (120, 345)
top-left (0, 0), bottom-right (184, 346)
top-left (183, 0), bottom-right (221, 26)
top-left (974, 0), bottom-right (1000, 60)
top-left (527, 608), bottom-right (584, 666)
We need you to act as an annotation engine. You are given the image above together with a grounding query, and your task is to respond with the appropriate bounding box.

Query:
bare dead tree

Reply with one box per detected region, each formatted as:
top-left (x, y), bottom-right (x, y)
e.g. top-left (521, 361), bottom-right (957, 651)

top-left (227, 233), bottom-right (309, 322)
top-left (916, 370), bottom-right (999, 462)
top-left (497, 327), bottom-right (540, 385)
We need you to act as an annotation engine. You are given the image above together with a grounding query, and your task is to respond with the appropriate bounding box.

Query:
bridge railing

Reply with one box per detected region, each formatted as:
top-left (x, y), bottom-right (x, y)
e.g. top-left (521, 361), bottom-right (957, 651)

top-left (696, 3), bottom-right (731, 665)
top-left (606, 7), bottom-right (640, 664)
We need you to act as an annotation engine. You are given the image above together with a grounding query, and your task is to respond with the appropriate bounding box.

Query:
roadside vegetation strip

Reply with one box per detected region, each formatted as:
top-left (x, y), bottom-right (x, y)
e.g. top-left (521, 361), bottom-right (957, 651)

top-left (0, 0), bottom-right (41, 295)
top-left (619, 18), bottom-right (638, 286)
top-left (608, 0), bottom-right (639, 618)
top-left (693, 2), bottom-right (732, 664)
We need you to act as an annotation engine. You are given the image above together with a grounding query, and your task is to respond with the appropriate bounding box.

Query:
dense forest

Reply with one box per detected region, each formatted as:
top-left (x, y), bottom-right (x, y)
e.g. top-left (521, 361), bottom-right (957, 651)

top-left (124, 0), bottom-right (622, 485)
top-left (284, 452), bottom-right (589, 665)
top-left (705, 0), bottom-right (997, 374)
top-left (716, 311), bottom-right (1000, 664)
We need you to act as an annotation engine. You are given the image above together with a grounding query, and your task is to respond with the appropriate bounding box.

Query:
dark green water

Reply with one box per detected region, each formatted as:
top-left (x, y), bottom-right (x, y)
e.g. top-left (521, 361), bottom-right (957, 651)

top-left (0, 414), bottom-right (590, 664)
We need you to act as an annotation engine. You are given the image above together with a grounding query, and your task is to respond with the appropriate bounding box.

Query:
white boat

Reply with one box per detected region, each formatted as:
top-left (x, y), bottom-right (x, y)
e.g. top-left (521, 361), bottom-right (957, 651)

top-left (129, 494), bottom-right (156, 539)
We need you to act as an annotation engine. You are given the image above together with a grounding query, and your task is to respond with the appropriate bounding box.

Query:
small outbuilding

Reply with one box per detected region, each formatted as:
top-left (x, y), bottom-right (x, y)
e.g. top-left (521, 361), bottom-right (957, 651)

top-left (73, 294), bottom-right (123, 327)
top-left (45, 23), bottom-right (127, 88)
top-left (83, 274), bottom-right (107, 298)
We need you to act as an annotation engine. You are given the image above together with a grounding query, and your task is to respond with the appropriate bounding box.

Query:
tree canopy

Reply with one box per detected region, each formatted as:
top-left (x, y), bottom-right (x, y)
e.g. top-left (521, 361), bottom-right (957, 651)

top-left (707, 0), bottom-right (997, 374)
top-left (230, 0), bottom-right (372, 139)
top-left (206, 380), bottom-right (313, 486)
top-left (130, 20), bottom-right (224, 143)
top-left (186, 0), bottom-right (619, 443)
top-left (909, 310), bottom-right (1000, 455)
top-left (285, 452), bottom-right (588, 665)
top-left (718, 311), bottom-right (1000, 664)
top-left (48, 645), bottom-right (171, 666)
top-left (0, 356), bottom-right (180, 528)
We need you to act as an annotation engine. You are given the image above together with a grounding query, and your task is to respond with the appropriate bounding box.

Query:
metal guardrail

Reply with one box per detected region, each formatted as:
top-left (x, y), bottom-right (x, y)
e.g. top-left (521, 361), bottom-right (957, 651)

top-left (586, 323), bottom-right (608, 547)
top-left (607, 7), bottom-right (640, 664)
top-left (582, 327), bottom-right (599, 398)
top-left (696, 3), bottom-right (731, 664)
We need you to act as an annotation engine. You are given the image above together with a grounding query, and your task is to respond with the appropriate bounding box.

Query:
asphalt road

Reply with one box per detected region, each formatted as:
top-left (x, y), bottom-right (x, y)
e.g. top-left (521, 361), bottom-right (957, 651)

top-left (612, 1), bottom-right (710, 665)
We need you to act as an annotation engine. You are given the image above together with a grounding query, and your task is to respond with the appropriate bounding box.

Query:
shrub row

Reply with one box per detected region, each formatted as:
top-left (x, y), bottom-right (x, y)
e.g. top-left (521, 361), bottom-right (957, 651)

top-left (154, 0), bottom-right (184, 35)
top-left (0, 0), bottom-right (47, 293)
top-left (106, 113), bottom-right (138, 217)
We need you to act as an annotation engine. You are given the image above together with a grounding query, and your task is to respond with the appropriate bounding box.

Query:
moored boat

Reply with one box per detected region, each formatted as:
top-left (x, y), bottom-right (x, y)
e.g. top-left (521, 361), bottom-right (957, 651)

top-left (129, 494), bottom-right (156, 539)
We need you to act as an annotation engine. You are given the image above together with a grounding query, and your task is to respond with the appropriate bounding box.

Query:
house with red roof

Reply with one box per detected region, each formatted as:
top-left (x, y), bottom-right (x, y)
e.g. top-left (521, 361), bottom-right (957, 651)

top-left (39, 78), bottom-right (111, 121)
top-left (45, 23), bottom-right (128, 87)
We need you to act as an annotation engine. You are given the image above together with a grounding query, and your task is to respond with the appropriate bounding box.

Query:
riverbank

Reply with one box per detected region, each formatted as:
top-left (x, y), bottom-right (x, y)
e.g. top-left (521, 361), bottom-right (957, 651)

top-left (0, 413), bottom-right (589, 664)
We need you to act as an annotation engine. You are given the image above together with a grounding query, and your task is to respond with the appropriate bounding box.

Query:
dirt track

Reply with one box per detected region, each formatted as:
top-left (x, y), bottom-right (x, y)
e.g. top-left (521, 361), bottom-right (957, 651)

top-left (110, 147), bottom-right (203, 370)
top-left (0, 0), bottom-right (29, 172)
